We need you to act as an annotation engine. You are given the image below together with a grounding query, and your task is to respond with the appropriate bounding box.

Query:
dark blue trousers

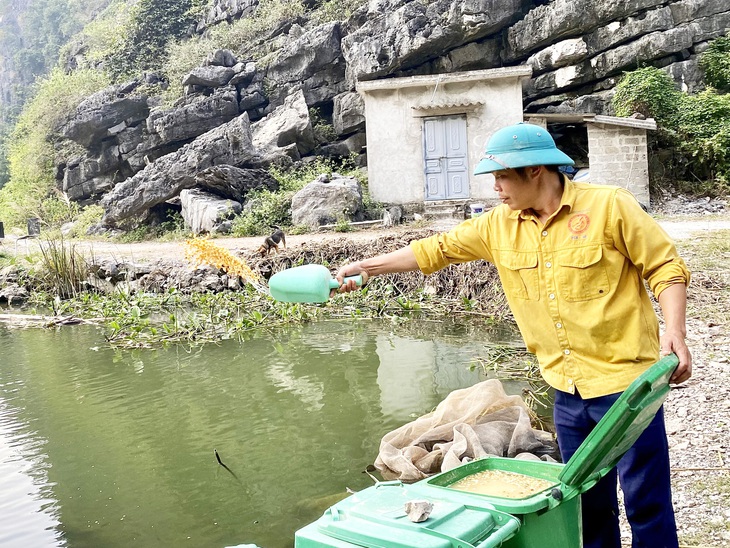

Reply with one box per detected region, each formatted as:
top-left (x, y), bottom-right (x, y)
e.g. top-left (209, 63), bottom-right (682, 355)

top-left (553, 389), bottom-right (678, 548)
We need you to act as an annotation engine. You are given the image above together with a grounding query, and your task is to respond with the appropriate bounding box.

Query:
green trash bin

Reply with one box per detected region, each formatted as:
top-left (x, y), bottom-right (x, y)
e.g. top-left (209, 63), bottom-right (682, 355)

top-left (295, 354), bottom-right (679, 548)
top-left (295, 480), bottom-right (522, 547)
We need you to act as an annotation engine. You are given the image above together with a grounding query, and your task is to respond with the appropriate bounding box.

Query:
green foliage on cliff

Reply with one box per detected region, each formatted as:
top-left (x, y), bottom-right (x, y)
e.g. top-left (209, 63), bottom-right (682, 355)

top-left (106, 0), bottom-right (204, 80)
top-left (675, 90), bottom-right (730, 186)
top-left (162, 0), bottom-right (306, 102)
top-left (0, 68), bottom-right (110, 229)
top-left (0, 0), bottom-right (115, 188)
top-left (700, 33), bottom-right (730, 92)
top-left (613, 57), bottom-right (730, 191)
top-left (612, 67), bottom-right (681, 125)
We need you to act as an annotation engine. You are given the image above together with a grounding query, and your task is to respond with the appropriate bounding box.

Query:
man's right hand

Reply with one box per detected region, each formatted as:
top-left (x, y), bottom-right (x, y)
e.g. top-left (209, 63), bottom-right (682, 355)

top-left (335, 262), bottom-right (370, 293)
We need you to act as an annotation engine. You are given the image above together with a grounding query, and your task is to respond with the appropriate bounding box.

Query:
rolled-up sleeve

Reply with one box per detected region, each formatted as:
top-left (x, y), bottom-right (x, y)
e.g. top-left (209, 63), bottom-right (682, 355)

top-left (410, 218), bottom-right (494, 275)
top-left (611, 188), bottom-right (690, 298)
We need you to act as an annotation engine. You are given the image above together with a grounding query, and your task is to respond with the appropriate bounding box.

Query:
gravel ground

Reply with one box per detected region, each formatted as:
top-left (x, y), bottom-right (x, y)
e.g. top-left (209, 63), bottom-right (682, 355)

top-left (660, 316), bottom-right (730, 548)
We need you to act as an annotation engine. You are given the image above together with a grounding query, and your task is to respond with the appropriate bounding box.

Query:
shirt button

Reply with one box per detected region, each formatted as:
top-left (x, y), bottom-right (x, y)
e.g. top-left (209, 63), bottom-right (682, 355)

top-left (542, 230), bottom-right (548, 237)
top-left (564, 349), bottom-right (571, 355)
top-left (549, 293), bottom-right (555, 300)
top-left (546, 261), bottom-right (552, 268)
top-left (568, 379), bottom-right (574, 385)
top-left (556, 322), bottom-right (563, 329)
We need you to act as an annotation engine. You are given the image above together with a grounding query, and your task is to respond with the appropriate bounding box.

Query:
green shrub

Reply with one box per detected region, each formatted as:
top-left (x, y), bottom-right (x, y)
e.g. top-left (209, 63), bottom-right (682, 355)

top-left (310, 0), bottom-right (367, 24)
top-left (675, 90), bottom-right (730, 184)
top-left (0, 68), bottom-right (110, 229)
top-left (616, 60), bottom-right (730, 194)
top-left (162, 0), bottom-right (306, 102)
top-left (36, 236), bottom-right (90, 299)
top-left (106, 0), bottom-right (201, 80)
top-left (60, 1), bottom-right (134, 71)
top-left (612, 66), bottom-right (681, 126)
top-left (69, 204), bottom-right (105, 237)
top-left (231, 189), bottom-right (293, 236)
top-left (40, 193), bottom-right (81, 227)
top-left (700, 33), bottom-right (730, 92)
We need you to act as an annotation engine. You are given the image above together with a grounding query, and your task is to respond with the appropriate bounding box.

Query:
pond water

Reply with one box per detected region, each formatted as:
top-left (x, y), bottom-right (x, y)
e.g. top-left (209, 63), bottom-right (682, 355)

top-left (0, 318), bottom-right (529, 548)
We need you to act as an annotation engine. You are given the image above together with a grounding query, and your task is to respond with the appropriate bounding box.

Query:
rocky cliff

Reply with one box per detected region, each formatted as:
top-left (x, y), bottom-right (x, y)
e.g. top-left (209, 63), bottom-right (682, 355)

top-left (56, 0), bottom-right (728, 228)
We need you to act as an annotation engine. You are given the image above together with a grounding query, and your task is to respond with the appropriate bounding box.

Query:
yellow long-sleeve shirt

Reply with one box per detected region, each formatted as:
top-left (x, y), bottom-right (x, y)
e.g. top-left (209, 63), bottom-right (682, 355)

top-left (411, 179), bottom-right (690, 398)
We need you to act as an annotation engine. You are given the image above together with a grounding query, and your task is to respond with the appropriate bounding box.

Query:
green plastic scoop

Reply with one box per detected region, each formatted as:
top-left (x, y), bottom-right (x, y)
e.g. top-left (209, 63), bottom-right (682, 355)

top-left (269, 264), bottom-right (363, 303)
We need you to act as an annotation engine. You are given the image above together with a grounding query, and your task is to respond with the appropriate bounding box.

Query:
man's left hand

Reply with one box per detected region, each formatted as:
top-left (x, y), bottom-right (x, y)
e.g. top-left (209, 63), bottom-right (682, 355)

top-left (661, 331), bottom-right (692, 384)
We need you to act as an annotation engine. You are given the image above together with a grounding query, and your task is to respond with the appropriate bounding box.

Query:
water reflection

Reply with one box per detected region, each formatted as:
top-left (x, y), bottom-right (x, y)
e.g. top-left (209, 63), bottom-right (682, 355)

top-left (0, 319), bottom-right (526, 548)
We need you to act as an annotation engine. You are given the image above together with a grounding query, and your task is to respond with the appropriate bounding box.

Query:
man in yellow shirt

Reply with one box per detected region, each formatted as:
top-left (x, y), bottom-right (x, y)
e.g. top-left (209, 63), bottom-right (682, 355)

top-left (335, 122), bottom-right (692, 548)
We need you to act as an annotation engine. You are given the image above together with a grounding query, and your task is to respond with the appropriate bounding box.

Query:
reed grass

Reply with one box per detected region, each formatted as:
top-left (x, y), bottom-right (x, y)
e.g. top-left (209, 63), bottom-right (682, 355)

top-left (36, 237), bottom-right (90, 299)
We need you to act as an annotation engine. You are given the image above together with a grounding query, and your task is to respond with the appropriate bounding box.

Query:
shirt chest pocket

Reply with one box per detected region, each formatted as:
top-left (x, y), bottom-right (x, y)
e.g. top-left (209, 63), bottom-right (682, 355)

top-left (556, 245), bottom-right (611, 301)
top-left (500, 251), bottom-right (540, 300)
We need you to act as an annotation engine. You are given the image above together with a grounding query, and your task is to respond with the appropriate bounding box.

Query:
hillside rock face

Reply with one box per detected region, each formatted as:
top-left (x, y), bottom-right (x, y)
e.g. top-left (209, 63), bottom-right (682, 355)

top-left (52, 0), bottom-right (728, 229)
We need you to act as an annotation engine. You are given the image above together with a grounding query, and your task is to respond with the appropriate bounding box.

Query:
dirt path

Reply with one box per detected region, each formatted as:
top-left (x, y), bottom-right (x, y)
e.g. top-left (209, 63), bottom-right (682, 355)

top-left (3, 217), bottom-right (729, 264)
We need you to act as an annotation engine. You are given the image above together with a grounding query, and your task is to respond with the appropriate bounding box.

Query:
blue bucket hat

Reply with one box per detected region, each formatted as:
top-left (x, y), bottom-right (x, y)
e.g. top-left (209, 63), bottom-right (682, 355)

top-left (474, 122), bottom-right (575, 175)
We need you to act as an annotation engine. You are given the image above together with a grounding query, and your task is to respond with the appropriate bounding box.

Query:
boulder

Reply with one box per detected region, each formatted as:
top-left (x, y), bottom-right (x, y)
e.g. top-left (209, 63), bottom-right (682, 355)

top-left (252, 89), bottom-right (317, 159)
top-left (204, 49), bottom-right (238, 67)
top-left (194, 165), bottom-right (279, 202)
top-left (61, 83), bottom-right (150, 149)
top-left (182, 65), bottom-right (236, 88)
top-left (317, 132), bottom-right (366, 159)
top-left (332, 92), bottom-right (365, 137)
top-left (230, 61), bottom-right (257, 87)
top-left (147, 86), bottom-right (240, 145)
top-left (291, 173), bottom-right (364, 227)
top-left (180, 188), bottom-right (242, 234)
top-left (100, 113), bottom-right (258, 226)
top-left (196, 0), bottom-right (259, 33)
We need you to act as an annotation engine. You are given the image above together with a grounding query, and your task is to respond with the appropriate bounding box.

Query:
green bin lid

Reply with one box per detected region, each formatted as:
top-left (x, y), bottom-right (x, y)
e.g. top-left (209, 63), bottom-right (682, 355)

top-left (558, 354), bottom-right (679, 490)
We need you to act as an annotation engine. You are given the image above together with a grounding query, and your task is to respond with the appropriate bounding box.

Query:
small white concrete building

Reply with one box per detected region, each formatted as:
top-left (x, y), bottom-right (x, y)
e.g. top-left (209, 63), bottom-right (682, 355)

top-left (357, 67), bottom-right (532, 213)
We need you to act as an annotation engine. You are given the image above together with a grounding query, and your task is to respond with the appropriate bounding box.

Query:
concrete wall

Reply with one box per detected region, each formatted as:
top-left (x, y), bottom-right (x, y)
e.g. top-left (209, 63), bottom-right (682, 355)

top-left (587, 124), bottom-right (650, 207)
top-left (357, 68), bottom-right (531, 206)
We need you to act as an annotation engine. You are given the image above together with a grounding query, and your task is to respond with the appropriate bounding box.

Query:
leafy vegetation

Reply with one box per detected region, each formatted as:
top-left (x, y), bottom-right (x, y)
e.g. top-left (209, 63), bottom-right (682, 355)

top-left (231, 157), bottom-right (375, 236)
top-left (0, 68), bottom-right (110, 229)
top-left (0, 0), bottom-right (116, 186)
top-left (105, 0), bottom-right (204, 80)
top-left (36, 237), bottom-right (90, 299)
top-left (613, 42), bottom-right (730, 195)
top-left (612, 66), bottom-right (681, 125)
top-left (161, 0), bottom-right (307, 102)
top-left (700, 34), bottom-right (730, 92)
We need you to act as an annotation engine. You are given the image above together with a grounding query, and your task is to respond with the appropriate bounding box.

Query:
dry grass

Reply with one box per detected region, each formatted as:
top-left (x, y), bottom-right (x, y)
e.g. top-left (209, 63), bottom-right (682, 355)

top-left (247, 229), bottom-right (512, 321)
top-left (677, 230), bottom-right (730, 325)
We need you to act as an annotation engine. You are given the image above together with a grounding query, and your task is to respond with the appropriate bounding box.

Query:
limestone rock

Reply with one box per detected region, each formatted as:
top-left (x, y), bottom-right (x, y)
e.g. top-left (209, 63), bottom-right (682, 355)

top-left (252, 90), bottom-right (316, 159)
top-left (180, 188), bottom-right (242, 235)
top-left (291, 173), bottom-right (364, 227)
top-left (147, 86), bottom-right (240, 145)
top-left (100, 113), bottom-right (258, 226)
top-left (404, 500), bottom-right (433, 523)
top-left (265, 21), bottom-right (347, 108)
top-left (61, 84), bottom-right (150, 149)
top-left (182, 65), bottom-right (236, 88)
top-left (332, 92), bottom-right (365, 137)
top-left (194, 165), bottom-right (279, 202)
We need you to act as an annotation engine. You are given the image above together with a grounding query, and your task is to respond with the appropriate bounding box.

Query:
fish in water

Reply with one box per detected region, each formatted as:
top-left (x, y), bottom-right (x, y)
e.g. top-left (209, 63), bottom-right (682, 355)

top-left (214, 449), bottom-right (240, 482)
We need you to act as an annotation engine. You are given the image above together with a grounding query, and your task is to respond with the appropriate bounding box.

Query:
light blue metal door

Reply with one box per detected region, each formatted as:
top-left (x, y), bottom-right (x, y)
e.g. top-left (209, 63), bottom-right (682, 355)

top-left (423, 115), bottom-right (469, 200)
